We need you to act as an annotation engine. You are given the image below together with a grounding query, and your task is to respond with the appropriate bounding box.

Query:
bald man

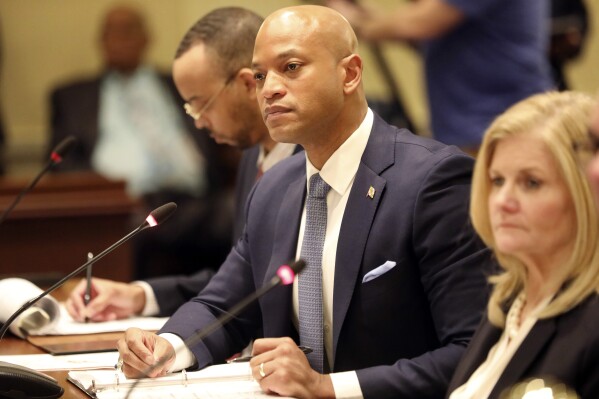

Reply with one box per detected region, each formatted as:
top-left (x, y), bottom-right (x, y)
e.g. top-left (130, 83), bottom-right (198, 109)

top-left (117, 6), bottom-right (491, 398)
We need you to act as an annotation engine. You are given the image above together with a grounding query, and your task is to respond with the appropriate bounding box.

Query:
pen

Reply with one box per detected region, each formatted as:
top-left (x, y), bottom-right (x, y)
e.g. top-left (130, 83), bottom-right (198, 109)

top-left (84, 252), bottom-right (93, 323)
top-left (227, 346), bottom-right (313, 363)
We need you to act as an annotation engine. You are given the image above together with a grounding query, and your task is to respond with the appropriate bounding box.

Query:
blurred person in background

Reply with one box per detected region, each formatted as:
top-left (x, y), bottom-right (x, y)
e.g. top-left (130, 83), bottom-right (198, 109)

top-left (328, 0), bottom-right (553, 153)
top-left (447, 91), bottom-right (599, 399)
top-left (48, 5), bottom-right (236, 279)
top-left (549, 0), bottom-right (589, 91)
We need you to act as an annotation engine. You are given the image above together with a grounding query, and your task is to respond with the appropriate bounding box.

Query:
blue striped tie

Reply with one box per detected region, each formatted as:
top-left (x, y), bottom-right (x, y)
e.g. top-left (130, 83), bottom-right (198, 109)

top-left (299, 173), bottom-right (330, 373)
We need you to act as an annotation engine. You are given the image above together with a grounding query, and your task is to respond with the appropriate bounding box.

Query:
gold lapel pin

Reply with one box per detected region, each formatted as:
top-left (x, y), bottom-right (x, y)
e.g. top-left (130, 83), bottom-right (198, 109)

top-left (367, 186), bottom-right (375, 199)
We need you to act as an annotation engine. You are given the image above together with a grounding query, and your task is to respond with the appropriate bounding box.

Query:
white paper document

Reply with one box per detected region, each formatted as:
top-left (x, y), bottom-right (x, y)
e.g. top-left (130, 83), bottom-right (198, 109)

top-left (41, 306), bottom-right (168, 336)
top-left (0, 278), bottom-right (167, 337)
top-left (0, 351), bottom-right (118, 371)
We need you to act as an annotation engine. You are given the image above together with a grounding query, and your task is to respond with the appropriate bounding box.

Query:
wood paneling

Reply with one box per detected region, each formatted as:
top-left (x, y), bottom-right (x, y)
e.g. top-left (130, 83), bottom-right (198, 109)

top-left (0, 172), bottom-right (140, 283)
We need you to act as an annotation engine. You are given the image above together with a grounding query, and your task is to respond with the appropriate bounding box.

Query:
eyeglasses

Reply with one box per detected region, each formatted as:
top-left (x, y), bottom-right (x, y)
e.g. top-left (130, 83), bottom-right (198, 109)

top-left (184, 73), bottom-right (236, 121)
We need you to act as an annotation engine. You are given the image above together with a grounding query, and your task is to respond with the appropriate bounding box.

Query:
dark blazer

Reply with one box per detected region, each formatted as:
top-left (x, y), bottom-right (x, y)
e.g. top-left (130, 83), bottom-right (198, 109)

top-left (161, 113), bottom-right (493, 398)
top-left (233, 144), bottom-right (304, 241)
top-left (149, 144), bottom-right (303, 316)
top-left (447, 294), bottom-right (599, 399)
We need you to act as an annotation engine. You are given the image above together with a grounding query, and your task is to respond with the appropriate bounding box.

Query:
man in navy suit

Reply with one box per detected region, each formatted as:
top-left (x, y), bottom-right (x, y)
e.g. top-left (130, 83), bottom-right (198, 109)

top-left (117, 6), bottom-right (492, 398)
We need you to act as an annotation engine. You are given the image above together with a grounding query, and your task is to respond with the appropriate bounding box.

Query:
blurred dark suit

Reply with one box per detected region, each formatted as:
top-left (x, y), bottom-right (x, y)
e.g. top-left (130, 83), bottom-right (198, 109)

top-left (148, 144), bottom-right (302, 315)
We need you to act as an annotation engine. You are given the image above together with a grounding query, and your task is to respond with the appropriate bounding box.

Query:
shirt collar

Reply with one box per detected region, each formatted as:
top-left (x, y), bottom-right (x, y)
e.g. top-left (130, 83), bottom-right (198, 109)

top-left (258, 142), bottom-right (297, 173)
top-left (305, 108), bottom-right (373, 196)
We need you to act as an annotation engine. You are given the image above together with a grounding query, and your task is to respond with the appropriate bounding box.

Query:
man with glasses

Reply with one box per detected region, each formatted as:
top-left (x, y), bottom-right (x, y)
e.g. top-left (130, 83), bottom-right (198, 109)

top-left (49, 5), bottom-right (236, 281)
top-left (66, 8), bottom-right (299, 322)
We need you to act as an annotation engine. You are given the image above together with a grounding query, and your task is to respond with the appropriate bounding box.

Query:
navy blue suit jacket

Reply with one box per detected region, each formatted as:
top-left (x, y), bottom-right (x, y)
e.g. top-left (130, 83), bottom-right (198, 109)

top-left (447, 294), bottom-right (599, 399)
top-left (161, 114), bottom-right (493, 398)
top-left (149, 145), bottom-right (302, 316)
top-left (147, 147), bottom-right (260, 316)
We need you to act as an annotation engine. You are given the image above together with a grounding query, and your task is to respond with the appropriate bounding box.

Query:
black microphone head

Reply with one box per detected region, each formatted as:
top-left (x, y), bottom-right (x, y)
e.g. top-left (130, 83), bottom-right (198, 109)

top-left (50, 136), bottom-right (77, 164)
top-left (276, 259), bottom-right (306, 286)
top-left (145, 202), bottom-right (177, 227)
top-left (290, 259), bottom-right (306, 274)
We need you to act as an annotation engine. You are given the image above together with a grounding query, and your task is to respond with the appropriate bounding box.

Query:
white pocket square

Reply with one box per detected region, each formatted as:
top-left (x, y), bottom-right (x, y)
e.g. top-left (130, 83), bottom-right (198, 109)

top-left (362, 261), bottom-right (397, 283)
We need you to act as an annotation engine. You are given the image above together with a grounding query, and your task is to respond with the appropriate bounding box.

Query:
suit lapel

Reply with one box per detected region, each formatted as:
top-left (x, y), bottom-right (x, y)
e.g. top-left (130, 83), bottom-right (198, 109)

top-left (448, 319), bottom-right (503, 392)
top-left (332, 114), bottom-right (394, 363)
top-left (490, 318), bottom-right (557, 397)
top-left (263, 173), bottom-right (306, 335)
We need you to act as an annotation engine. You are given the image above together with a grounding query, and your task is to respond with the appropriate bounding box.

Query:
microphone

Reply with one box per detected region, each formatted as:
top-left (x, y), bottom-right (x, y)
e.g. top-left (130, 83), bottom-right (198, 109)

top-left (0, 136), bottom-right (77, 225)
top-left (0, 202), bottom-right (177, 340)
top-left (124, 259), bottom-right (307, 398)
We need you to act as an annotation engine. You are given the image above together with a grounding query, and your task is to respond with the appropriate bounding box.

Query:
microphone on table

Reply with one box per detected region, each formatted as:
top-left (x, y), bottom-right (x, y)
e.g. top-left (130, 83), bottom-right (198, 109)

top-left (124, 259), bottom-right (307, 399)
top-left (0, 135), bottom-right (77, 225)
top-left (0, 202), bottom-right (178, 340)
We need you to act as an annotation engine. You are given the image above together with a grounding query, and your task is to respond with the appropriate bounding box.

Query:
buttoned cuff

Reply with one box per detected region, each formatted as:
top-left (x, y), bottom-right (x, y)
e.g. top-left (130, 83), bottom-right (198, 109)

top-left (132, 281), bottom-right (159, 316)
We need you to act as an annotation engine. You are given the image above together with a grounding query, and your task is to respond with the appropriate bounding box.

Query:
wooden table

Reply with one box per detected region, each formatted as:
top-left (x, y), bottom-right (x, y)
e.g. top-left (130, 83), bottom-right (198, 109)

top-left (0, 336), bottom-right (92, 398)
top-left (0, 172), bottom-right (141, 284)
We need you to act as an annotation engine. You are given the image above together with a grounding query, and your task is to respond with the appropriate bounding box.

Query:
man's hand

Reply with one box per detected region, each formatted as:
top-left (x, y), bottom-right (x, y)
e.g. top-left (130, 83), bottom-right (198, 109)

top-left (117, 327), bottom-right (175, 378)
top-left (65, 277), bottom-right (146, 322)
top-left (249, 337), bottom-right (335, 399)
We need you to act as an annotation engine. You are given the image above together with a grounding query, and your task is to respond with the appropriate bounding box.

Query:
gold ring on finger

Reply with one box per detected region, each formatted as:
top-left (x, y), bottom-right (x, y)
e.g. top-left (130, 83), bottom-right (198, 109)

top-left (259, 362), bottom-right (266, 378)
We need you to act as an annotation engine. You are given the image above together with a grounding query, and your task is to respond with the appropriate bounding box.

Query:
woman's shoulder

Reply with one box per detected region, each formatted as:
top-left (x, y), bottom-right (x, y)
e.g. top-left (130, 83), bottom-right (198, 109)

top-left (575, 293), bottom-right (599, 313)
top-left (558, 293), bottom-right (599, 329)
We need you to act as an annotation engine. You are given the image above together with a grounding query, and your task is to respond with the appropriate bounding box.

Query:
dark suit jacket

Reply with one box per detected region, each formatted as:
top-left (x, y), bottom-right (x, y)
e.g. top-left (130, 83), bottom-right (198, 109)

top-left (149, 144), bottom-right (303, 316)
top-left (161, 113), bottom-right (493, 398)
top-left (447, 294), bottom-right (599, 399)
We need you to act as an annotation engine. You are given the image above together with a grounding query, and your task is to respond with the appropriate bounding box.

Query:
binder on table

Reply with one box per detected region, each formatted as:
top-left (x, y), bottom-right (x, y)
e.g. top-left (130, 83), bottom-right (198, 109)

top-left (67, 362), bottom-right (296, 398)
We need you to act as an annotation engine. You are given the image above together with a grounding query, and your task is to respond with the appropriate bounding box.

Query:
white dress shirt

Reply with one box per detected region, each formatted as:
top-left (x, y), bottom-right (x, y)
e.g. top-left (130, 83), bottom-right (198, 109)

top-left (93, 66), bottom-right (205, 197)
top-left (291, 109), bottom-right (373, 399)
top-left (257, 142), bottom-right (297, 173)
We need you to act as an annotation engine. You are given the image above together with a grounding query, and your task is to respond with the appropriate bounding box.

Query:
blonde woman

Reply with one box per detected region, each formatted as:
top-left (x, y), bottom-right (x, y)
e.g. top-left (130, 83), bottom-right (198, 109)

top-left (447, 91), bottom-right (599, 399)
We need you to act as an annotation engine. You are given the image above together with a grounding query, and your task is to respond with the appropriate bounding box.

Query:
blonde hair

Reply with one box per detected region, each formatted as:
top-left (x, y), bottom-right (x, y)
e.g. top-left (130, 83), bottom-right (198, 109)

top-left (470, 91), bottom-right (599, 327)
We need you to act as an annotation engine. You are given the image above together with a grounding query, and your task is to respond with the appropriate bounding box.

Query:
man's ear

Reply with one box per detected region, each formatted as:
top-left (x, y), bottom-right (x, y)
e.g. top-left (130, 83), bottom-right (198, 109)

top-left (342, 54), bottom-right (362, 95)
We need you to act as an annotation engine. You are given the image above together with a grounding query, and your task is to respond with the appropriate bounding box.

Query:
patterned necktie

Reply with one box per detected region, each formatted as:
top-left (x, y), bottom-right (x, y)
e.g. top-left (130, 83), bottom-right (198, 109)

top-left (299, 173), bottom-right (331, 373)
